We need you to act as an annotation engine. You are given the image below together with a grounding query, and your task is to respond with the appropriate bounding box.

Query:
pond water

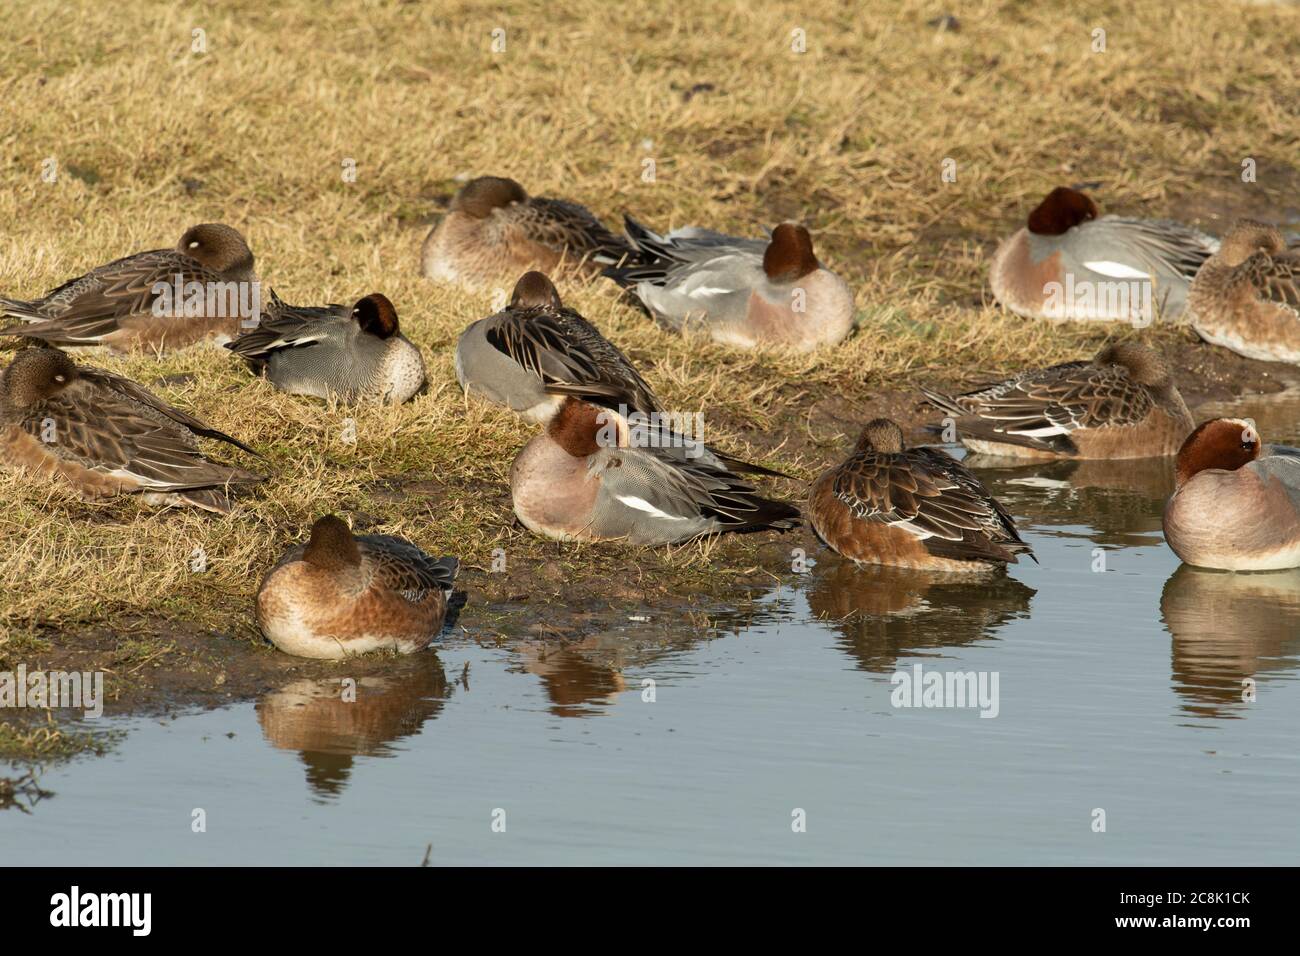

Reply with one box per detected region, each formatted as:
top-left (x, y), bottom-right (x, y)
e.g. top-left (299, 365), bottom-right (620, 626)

top-left (4, 394), bottom-right (1299, 865)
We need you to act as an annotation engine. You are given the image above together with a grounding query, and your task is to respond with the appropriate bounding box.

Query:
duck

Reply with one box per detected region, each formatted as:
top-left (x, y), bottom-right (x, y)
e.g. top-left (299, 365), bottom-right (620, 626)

top-left (420, 175), bottom-right (634, 290)
top-left (603, 218), bottom-right (855, 352)
top-left (510, 398), bottom-right (800, 546)
top-left (808, 418), bottom-right (1033, 571)
top-left (0, 347), bottom-right (261, 512)
top-left (989, 186), bottom-right (1218, 323)
top-left (0, 224), bottom-right (258, 352)
top-left (1163, 417), bottom-right (1300, 570)
top-left (457, 271), bottom-right (785, 476)
top-left (921, 342), bottom-right (1194, 459)
top-left (1185, 219), bottom-right (1300, 364)
top-left (227, 292), bottom-right (426, 404)
top-left (456, 271), bottom-right (658, 422)
top-left (255, 514), bottom-right (459, 659)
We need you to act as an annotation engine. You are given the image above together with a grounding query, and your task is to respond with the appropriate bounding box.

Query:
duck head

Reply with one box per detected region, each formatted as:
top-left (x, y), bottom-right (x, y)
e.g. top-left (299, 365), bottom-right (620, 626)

top-left (1, 347), bottom-right (78, 409)
top-left (452, 176), bottom-right (529, 219)
top-left (762, 223), bottom-right (820, 284)
top-left (352, 293), bottom-right (400, 340)
top-left (1175, 418), bottom-right (1262, 487)
top-left (177, 223), bottom-right (255, 277)
top-left (1026, 187), bottom-right (1100, 236)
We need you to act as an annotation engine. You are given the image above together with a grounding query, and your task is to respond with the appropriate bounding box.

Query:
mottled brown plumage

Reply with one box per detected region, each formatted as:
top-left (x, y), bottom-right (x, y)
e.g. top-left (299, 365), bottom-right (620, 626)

top-left (1187, 220), bottom-right (1300, 363)
top-left (0, 347), bottom-right (261, 512)
top-left (421, 176), bottom-right (633, 290)
top-left (256, 515), bottom-right (459, 659)
top-left (921, 342), bottom-right (1194, 458)
top-left (809, 417), bottom-right (1032, 571)
top-left (0, 224), bottom-right (257, 352)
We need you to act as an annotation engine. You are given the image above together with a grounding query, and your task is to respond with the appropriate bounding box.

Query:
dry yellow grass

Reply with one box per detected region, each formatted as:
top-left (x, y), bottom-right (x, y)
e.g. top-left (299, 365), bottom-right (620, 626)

top-left (1, 0), bottom-right (1298, 634)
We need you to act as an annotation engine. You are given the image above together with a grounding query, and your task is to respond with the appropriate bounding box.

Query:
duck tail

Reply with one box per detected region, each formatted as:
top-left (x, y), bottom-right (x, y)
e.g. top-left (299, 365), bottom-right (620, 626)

top-left (0, 296), bottom-right (45, 322)
top-left (919, 386), bottom-right (966, 417)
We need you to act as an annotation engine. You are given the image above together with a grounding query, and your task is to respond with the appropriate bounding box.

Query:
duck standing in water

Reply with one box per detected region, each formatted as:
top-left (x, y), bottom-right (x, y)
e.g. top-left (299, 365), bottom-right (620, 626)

top-left (921, 342), bottom-right (1194, 459)
top-left (809, 418), bottom-right (1033, 571)
top-left (1163, 418), bottom-right (1300, 571)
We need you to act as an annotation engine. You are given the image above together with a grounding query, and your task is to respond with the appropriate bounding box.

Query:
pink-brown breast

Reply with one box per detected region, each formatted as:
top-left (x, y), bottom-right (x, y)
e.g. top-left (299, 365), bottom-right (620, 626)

top-left (1164, 468), bottom-right (1300, 569)
top-left (990, 229), bottom-right (1063, 319)
top-left (510, 435), bottom-right (602, 540)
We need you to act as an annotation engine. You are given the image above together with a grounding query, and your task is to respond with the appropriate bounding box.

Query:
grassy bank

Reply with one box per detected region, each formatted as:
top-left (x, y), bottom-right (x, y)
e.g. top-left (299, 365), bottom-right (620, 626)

top-left (1, 0), bottom-right (1299, 645)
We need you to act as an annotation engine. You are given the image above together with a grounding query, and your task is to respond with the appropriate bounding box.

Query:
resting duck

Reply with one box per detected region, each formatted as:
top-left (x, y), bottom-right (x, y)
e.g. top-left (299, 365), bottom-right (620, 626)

top-left (921, 342), bottom-right (1194, 459)
top-left (228, 292), bottom-right (426, 404)
top-left (510, 398), bottom-right (800, 546)
top-left (604, 218), bottom-right (855, 352)
top-left (457, 272), bottom-right (785, 478)
top-left (1, 224), bottom-right (258, 352)
top-left (420, 176), bottom-right (634, 290)
top-left (1185, 220), bottom-right (1300, 364)
top-left (256, 515), bottom-right (459, 659)
top-left (0, 347), bottom-right (261, 512)
top-left (990, 186), bottom-right (1217, 323)
top-left (1163, 418), bottom-right (1300, 571)
top-left (809, 418), bottom-right (1033, 571)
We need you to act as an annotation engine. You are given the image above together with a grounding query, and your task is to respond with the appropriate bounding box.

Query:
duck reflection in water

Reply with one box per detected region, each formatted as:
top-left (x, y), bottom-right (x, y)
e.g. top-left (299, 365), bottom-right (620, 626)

top-left (964, 453), bottom-right (1175, 548)
top-left (256, 657), bottom-right (450, 801)
top-left (514, 639), bottom-right (629, 718)
top-left (1160, 565), bottom-right (1300, 720)
top-left (806, 561), bottom-right (1035, 673)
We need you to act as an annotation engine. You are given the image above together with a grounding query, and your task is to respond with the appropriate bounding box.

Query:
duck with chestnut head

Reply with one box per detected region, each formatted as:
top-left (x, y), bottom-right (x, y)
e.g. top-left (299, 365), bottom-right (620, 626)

top-left (456, 271), bottom-right (784, 477)
top-left (509, 398), bottom-right (799, 546)
top-left (1163, 417), bottom-right (1300, 571)
top-left (604, 218), bottom-right (855, 352)
top-left (990, 186), bottom-right (1217, 323)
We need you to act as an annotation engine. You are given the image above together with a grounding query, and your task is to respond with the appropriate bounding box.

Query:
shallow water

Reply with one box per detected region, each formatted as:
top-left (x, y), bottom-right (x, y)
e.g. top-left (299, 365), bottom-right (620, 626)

top-left (3, 396), bottom-right (1299, 865)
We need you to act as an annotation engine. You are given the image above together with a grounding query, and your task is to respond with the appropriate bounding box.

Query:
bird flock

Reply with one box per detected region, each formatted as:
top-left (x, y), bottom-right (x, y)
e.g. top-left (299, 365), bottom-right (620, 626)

top-left (2, 176), bottom-right (1298, 659)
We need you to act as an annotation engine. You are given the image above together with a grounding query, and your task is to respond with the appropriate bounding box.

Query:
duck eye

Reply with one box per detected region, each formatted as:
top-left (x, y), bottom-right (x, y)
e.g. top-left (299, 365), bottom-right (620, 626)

top-left (189, 241), bottom-right (200, 249)
top-left (53, 374), bottom-right (66, 383)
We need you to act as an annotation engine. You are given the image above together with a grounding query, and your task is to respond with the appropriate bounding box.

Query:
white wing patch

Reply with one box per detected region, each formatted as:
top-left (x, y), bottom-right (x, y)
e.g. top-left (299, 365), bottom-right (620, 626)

top-left (615, 494), bottom-right (690, 521)
top-left (1007, 424), bottom-right (1070, 438)
top-left (1081, 260), bottom-right (1151, 280)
